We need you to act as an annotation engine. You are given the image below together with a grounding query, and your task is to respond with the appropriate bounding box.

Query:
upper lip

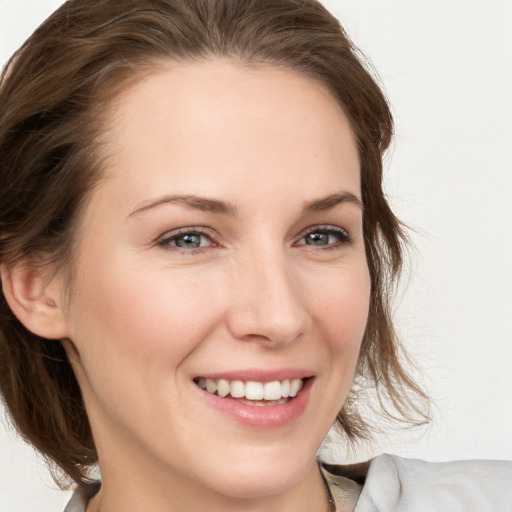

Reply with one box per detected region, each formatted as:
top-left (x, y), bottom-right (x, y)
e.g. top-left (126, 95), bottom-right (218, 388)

top-left (194, 368), bottom-right (314, 383)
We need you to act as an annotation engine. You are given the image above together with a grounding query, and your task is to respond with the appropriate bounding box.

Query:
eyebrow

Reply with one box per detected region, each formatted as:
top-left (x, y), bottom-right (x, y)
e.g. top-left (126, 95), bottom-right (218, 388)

top-left (128, 191), bottom-right (363, 218)
top-left (128, 194), bottom-right (238, 217)
top-left (302, 192), bottom-right (363, 213)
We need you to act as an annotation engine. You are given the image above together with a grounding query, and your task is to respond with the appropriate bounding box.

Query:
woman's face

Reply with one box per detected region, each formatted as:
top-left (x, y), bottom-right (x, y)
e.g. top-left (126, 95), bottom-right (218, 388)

top-left (60, 60), bottom-right (370, 500)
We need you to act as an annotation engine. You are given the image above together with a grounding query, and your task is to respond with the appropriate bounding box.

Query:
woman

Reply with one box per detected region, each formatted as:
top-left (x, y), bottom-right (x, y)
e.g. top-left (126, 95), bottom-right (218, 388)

top-left (0, 1), bottom-right (510, 511)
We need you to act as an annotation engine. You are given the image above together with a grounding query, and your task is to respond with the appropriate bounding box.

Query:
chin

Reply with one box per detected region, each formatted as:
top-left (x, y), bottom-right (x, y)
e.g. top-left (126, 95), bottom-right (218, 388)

top-left (194, 441), bottom-right (318, 499)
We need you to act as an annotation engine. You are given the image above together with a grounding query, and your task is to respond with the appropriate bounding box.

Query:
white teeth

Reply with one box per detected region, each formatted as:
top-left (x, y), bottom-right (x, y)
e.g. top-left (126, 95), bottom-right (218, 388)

top-left (217, 379), bottom-right (230, 398)
top-left (281, 379), bottom-right (290, 397)
top-left (263, 381), bottom-right (282, 400)
top-left (245, 381), bottom-right (264, 400)
top-left (289, 378), bottom-right (303, 397)
top-left (196, 377), bottom-right (305, 401)
top-left (230, 380), bottom-right (245, 398)
top-left (205, 379), bottom-right (217, 394)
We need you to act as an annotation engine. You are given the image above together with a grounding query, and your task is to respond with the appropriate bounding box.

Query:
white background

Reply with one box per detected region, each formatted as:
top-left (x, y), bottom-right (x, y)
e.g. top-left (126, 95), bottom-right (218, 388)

top-left (1, 0), bottom-right (511, 510)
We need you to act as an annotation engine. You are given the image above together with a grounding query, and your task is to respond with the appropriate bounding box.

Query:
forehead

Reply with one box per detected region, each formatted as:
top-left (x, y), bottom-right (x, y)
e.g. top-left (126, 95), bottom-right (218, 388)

top-left (94, 59), bottom-right (360, 212)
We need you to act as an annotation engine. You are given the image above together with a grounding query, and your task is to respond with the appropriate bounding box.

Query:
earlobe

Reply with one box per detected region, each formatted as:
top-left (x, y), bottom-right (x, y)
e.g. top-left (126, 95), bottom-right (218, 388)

top-left (0, 259), bottom-right (70, 340)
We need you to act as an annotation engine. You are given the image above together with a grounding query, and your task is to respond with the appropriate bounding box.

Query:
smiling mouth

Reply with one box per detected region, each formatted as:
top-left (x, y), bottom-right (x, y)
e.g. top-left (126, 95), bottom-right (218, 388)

top-left (193, 377), bottom-right (305, 406)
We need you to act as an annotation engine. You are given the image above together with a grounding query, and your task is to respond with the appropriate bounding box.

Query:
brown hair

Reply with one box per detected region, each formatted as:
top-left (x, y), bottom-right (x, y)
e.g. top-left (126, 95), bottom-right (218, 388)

top-left (0, 0), bottom-right (428, 486)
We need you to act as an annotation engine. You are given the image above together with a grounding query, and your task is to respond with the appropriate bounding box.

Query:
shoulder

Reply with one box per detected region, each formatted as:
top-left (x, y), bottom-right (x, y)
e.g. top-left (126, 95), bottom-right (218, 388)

top-left (63, 482), bottom-right (100, 512)
top-left (323, 454), bottom-right (512, 511)
top-left (360, 454), bottom-right (512, 511)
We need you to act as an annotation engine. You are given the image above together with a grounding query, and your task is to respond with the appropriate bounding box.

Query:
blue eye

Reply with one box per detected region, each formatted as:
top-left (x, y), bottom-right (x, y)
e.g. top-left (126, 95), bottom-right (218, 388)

top-left (159, 229), bottom-right (213, 251)
top-left (297, 227), bottom-right (350, 248)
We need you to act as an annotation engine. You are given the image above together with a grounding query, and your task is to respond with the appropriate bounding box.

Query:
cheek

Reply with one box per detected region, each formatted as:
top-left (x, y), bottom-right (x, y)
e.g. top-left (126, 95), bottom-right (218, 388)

top-left (308, 261), bottom-right (371, 354)
top-left (64, 261), bottom-right (230, 445)
top-left (300, 259), bottom-right (370, 423)
top-left (67, 258), bottom-right (225, 388)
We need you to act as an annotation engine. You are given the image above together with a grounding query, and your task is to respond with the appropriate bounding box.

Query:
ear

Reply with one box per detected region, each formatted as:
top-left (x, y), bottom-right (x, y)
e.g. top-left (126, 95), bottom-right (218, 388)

top-left (1, 258), bottom-right (70, 340)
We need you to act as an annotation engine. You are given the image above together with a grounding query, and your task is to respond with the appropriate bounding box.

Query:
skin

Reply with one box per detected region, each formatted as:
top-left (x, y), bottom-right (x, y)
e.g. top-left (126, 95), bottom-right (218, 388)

top-left (55, 60), bottom-right (370, 512)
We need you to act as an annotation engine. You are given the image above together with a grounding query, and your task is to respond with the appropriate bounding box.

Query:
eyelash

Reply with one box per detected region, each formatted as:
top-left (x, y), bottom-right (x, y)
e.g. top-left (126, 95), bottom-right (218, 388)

top-left (157, 225), bottom-right (351, 255)
top-left (157, 227), bottom-right (218, 255)
top-left (295, 225), bottom-right (352, 250)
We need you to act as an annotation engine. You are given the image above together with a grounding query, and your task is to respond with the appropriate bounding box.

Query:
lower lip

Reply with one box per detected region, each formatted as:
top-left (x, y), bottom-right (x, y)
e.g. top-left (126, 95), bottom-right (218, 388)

top-left (196, 378), bottom-right (313, 428)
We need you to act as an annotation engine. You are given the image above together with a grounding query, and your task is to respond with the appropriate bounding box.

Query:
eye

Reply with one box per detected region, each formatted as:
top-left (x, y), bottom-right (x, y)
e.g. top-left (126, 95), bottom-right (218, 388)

top-left (296, 226), bottom-right (351, 249)
top-left (158, 227), bottom-right (215, 252)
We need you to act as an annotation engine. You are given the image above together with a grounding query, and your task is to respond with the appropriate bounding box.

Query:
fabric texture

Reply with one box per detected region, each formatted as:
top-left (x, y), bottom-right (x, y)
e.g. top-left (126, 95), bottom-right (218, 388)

top-left (63, 454), bottom-right (512, 511)
top-left (323, 454), bottom-right (512, 511)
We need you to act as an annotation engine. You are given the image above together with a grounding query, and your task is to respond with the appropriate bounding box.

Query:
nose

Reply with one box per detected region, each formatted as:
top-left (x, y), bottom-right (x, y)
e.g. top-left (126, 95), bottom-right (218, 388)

top-left (226, 250), bottom-right (310, 347)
